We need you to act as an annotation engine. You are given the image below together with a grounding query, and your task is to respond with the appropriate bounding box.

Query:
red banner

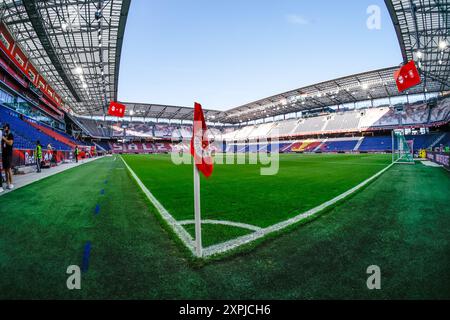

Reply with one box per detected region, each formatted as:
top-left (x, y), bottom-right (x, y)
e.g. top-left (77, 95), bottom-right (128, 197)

top-left (108, 102), bottom-right (126, 117)
top-left (394, 60), bottom-right (421, 92)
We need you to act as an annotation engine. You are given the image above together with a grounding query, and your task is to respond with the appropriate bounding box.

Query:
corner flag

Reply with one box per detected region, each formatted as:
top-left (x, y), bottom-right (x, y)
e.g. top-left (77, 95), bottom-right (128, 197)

top-left (191, 102), bottom-right (213, 177)
top-left (190, 102), bottom-right (213, 257)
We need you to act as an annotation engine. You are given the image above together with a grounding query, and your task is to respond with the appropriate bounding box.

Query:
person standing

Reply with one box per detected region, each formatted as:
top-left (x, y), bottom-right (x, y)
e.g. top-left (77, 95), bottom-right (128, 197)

top-left (74, 146), bottom-right (79, 163)
top-left (35, 140), bottom-right (42, 173)
top-left (0, 126), bottom-right (3, 193)
top-left (1, 124), bottom-right (14, 189)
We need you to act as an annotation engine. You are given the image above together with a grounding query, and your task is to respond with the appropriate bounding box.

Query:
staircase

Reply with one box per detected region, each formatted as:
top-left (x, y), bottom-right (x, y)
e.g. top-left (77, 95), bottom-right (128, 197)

top-left (429, 133), bottom-right (447, 149)
top-left (353, 137), bottom-right (365, 151)
top-left (313, 138), bottom-right (328, 152)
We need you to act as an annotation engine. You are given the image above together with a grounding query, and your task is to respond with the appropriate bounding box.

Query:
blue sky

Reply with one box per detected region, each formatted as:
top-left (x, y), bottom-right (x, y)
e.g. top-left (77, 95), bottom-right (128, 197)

top-left (117, 0), bottom-right (402, 110)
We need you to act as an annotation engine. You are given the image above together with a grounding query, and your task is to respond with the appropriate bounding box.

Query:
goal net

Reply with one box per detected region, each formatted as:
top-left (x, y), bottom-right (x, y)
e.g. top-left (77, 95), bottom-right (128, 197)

top-left (392, 130), bottom-right (415, 164)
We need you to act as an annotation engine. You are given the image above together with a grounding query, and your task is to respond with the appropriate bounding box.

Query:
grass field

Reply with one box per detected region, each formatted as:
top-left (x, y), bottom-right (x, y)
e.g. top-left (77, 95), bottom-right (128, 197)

top-left (0, 154), bottom-right (449, 299)
top-left (122, 153), bottom-right (392, 249)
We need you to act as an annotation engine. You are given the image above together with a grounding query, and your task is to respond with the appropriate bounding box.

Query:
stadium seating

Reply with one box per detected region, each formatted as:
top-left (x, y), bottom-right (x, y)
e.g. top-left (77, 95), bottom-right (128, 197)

top-left (400, 103), bottom-right (429, 125)
top-left (320, 138), bottom-right (360, 152)
top-left (247, 123), bottom-right (276, 139)
top-left (0, 105), bottom-right (72, 150)
top-left (76, 117), bottom-right (113, 137)
top-left (276, 119), bottom-right (299, 136)
top-left (323, 112), bottom-right (361, 132)
top-left (94, 141), bottom-right (111, 151)
top-left (358, 136), bottom-right (393, 151)
top-left (26, 120), bottom-right (78, 148)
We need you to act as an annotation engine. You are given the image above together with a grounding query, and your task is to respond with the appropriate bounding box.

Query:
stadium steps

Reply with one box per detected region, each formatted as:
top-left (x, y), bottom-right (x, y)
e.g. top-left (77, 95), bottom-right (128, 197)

top-left (313, 138), bottom-right (328, 152)
top-left (354, 137), bottom-right (365, 151)
top-left (429, 133), bottom-right (447, 149)
top-left (0, 105), bottom-right (71, 150)
top-left (93, 141), bottom-right (107, 152)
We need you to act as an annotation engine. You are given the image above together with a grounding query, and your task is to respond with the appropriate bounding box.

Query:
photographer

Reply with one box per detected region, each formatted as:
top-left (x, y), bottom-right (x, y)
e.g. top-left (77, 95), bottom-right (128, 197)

top-left (1, 124), bottom-right (14, 189)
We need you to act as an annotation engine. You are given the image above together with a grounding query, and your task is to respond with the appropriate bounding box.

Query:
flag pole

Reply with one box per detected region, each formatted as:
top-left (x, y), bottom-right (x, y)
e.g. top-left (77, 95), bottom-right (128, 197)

top-left (193, 162), bottom-right (202, 257)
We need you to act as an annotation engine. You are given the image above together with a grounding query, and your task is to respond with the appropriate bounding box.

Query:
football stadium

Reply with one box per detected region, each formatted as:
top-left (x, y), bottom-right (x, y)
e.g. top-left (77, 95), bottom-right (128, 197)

top-left (0, 0), bottom-right (449, 302)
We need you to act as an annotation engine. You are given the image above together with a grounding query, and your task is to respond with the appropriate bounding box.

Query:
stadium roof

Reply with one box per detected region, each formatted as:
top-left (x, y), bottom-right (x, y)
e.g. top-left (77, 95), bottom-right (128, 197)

top-left (118, 102), bottom-right (223, 122)
top-left (0, 0), bottom-right (130, 114)
top-left (386, 0), bottom-right (449, 93)
top-left (219, 66), bottom-right (438, 124)
top-left (1, 0), bottom-right (447, 125)
top-left (218, 0), bottom-right (450, 124)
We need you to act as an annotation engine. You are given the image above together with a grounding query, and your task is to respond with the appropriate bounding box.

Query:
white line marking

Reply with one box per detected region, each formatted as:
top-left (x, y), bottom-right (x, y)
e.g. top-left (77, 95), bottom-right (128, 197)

top-left (203, 160), bottom-right (397, 257)
top-left (120, 156), bottom-right (196, 255)
top-left (122, 155), bottom-right (397, 258)
top-left (178, 219), bottom-right (262, 232)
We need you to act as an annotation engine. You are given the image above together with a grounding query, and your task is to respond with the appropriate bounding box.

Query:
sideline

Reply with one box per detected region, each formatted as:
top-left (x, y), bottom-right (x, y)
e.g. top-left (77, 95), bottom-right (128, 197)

top-left (121, 155), bottom-right (397, 258)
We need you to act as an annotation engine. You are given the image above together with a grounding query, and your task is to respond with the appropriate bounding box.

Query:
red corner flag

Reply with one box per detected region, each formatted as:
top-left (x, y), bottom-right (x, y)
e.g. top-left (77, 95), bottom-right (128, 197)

top-left (394, 60), bottom-right (421, 92)
top-left (190, 102), bottom-right (213, 178)
top-left (108, 101), bottom-right (126, 117)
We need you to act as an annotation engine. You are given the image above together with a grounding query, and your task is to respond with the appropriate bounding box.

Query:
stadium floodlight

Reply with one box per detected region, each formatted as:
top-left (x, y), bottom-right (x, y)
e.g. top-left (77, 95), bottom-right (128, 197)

top-left (82, 82), bottom-right (88, 89)
top-left (438, 40), bottom-right (447, 50)
top-left (361, 83), bottom-right (369, 90)
top-left (61, 22), bottom-right (68, 31)
top-left (74, 66), bottom-right (83, 74)
top-left (415, 50), bottom-right (423, 59)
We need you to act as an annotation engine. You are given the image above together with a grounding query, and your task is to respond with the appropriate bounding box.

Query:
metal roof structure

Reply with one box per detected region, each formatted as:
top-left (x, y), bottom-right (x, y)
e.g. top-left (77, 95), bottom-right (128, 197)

top-left (0, 0), bottom-right (447, 125)
top-left (0, 0), bottom-right (130, 114)
top-left (386, 0), bottom-right (449, 93)
top-left (119, 102), bottom-right (223, 122)
top-left (219, 66), bottom-right (436, 124)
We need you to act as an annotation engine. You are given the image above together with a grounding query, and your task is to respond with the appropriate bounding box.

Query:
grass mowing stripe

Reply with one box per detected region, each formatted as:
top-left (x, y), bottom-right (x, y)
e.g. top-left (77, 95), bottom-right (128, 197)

top-left (120, 155), bottom-right (196, 255)
top-left (122, 153), bottom-right (392, 248)
top-left (0, 155), bottom-right (449, 298)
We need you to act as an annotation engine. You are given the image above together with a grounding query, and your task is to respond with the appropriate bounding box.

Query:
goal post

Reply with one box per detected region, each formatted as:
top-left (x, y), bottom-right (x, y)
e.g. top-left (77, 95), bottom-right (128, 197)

top-left (392, 129), bottom-right (415, 164)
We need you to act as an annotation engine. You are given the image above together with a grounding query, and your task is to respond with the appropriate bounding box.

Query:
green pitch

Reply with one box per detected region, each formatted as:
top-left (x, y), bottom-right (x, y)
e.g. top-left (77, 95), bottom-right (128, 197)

top-left (122, 153), bottom-right (392, 248)
top-left (0, 154), bottom-right (449, 299)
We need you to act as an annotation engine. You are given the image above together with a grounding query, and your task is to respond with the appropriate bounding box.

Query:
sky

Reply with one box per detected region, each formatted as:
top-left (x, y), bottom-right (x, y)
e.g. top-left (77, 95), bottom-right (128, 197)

top-left (117, 0), bottom-right (402, 111)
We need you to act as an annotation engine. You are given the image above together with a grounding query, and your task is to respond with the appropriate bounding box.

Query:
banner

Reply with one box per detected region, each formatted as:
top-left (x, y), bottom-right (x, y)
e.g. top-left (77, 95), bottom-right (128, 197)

top-left (394, 60), bottom-right (421, 92)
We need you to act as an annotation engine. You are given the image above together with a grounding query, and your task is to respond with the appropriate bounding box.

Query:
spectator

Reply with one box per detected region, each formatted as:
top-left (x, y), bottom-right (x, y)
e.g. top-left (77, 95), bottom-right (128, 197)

top-left (74, 146), bottom-right (79, 163)
top-left (1, 124), bottom-right (14, 189)
top-left (35, 140), bottom-right (42, 173)
top-left (0, 127), bottom-right (3, 193)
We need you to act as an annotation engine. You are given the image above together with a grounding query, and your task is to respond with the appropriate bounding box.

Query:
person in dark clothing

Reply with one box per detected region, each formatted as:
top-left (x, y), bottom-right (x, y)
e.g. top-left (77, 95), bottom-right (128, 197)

top-left (35, 140), bottom-right (42, 173)
top-left (1, 124), bottom-right (14, 189)
top-left (74, 146), bottom-right (79, 163)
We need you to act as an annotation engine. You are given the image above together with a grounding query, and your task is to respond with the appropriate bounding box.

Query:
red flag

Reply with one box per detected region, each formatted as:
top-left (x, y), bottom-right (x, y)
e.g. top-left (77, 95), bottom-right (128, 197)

top-left (108, 101), bottom-right (126, 117)
top-left (394, 60), bottom-right (421, 92)
top-left (191, 102), bottom-right (213, 178)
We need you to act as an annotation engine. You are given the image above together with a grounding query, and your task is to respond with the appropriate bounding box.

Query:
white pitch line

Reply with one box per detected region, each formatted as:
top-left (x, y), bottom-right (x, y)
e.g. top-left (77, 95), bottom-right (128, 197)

top-left (120, 156), bottom-right (197, 255)
top-left (122, 155), bottom-right (398, 259)
top-left (178, 219), bottom-right (262, 232)
top-left (202, 160), bottom-right (398, 257)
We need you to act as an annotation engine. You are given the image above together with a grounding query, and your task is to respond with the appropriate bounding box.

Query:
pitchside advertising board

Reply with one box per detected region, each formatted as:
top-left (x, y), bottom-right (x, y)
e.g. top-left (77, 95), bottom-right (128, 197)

top-left (427, 151), bottom-right (450, 170)
top-left (0, 146), bottom-right (96, 169)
